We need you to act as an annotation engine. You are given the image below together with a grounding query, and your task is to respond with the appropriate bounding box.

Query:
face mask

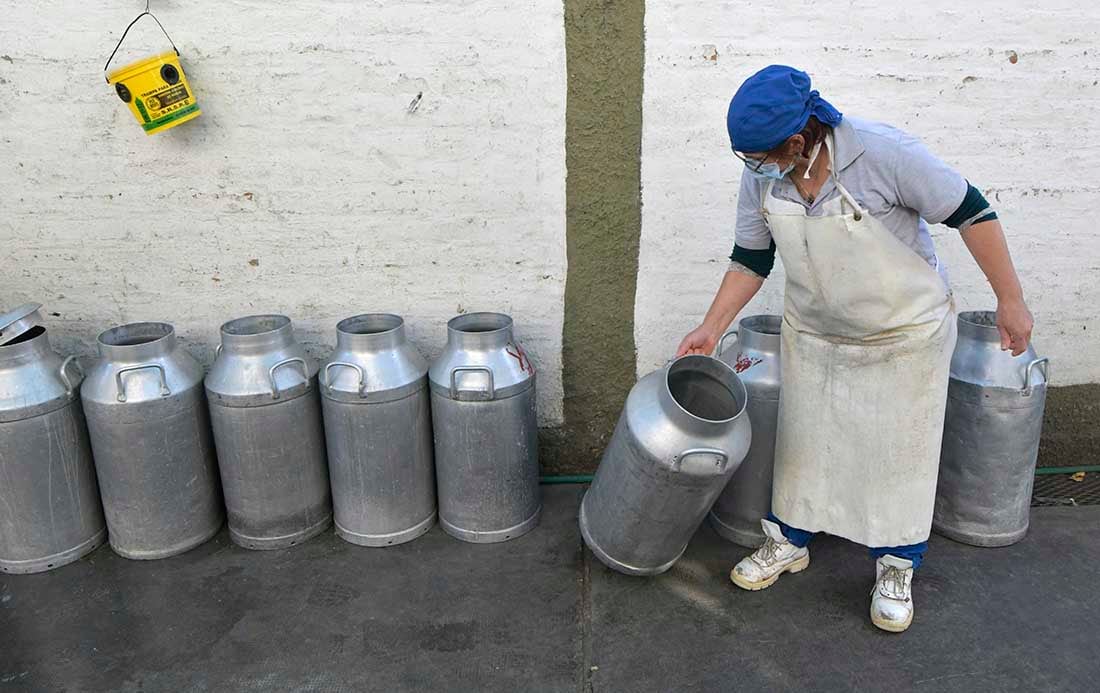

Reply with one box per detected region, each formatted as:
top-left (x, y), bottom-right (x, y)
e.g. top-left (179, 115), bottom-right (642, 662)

top-left (745, 159), bottom-right (795, 181)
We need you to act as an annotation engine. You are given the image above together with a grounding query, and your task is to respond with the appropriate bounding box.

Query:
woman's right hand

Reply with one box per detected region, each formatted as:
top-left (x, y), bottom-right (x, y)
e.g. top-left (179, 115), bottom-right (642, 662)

top-left (675, 323), bottom-right (721, 358)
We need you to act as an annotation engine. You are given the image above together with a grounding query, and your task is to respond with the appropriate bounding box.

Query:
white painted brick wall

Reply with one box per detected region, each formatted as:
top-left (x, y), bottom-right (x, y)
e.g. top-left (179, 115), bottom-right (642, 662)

top-left (0, 1), bottom-right (567, 424)
top-left (637, 1), bottom-right (1100, 385)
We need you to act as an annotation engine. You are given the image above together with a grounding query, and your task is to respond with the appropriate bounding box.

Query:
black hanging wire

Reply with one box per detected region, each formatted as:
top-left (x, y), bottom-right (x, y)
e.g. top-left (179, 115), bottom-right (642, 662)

top-left (103, 0), bottom-right (180, 82)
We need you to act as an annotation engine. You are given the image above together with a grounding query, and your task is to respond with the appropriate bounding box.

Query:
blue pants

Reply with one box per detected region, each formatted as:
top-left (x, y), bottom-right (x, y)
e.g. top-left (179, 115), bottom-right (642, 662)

top-left (767, 513), bottom-right (927, 569)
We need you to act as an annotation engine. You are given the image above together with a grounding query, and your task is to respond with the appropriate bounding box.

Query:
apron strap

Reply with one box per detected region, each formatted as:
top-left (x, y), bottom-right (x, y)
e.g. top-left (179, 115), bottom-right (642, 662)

top-left (761, 135), bottom-right (863, 222)
top-left (834, 180), bottom-right (864, 222)
top-left (761, 179), bottom-right (776, 222)
top-left (826, 132), bottom-right (864, 221)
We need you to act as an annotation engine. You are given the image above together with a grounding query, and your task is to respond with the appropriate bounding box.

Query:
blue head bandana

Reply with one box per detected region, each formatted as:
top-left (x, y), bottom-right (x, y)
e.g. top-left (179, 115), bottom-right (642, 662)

top-left (726, 65), bottom-right (842, 153)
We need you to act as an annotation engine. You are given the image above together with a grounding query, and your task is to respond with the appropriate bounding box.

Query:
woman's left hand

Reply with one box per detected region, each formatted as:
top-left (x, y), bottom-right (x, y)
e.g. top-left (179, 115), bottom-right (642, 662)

top-left (996, 298), bottom-right (1034, 356)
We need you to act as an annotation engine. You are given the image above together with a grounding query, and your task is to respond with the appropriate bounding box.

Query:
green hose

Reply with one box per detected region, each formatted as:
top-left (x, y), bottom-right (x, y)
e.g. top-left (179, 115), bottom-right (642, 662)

top-left (1034, 465), bottom-right (1100, 476)
top-left (540, 475), bottom-right (594, 484)
top-left (540, 467), bottom-right (1096, 484)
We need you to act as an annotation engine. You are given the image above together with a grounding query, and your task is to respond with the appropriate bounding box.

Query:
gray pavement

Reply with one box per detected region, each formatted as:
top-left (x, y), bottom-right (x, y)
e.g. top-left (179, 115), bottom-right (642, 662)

top-left (2, 485), bottom-right (1097, 692)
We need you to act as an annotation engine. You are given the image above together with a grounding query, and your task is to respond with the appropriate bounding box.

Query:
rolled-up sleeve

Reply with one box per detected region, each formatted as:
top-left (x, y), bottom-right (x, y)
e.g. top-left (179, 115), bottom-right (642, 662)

top-left (729, 174), bottom-right (777, 277)
top-left (892, 132), bottom-right (967, 225)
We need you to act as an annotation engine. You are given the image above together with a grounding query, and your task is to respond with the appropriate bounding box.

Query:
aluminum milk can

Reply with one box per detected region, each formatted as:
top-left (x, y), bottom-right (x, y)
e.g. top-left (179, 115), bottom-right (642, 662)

top-left (933, 311), bottom-right (1049, 547)
top-left (709, 315), bottom-right (782, 548)
top-left (580, 355), bottom-right (752, 576)
top-left (206, 315), bottom-right (332, 550)
top-left (0, 304), bottom-right (106, 573)
top-left (321, 314), bottom-right (435, 547)
top-left (429, 312), bottom-right (540, 543)
top-left (81, 322), bottom-right (224, 559)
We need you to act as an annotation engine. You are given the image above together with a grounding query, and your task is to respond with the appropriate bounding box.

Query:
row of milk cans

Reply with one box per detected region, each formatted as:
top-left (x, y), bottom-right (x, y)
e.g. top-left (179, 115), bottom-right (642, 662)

top-left (0, 305), bottom-right (540, 573)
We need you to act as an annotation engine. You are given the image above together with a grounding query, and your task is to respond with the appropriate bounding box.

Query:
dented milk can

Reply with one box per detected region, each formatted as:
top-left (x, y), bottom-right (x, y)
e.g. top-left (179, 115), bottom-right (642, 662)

top-left (580, 356), bottom-right (752, 576)
top-left (0, 304), bottom-right (106, 573)
top-left (709, 315), bottom-right (782, 548)
top-left (933, 311), bottom-right (1049, 547)
top-left (81, 322), bottom-right (223, 559)
top-left (321, 314), bottom-right (436, 547)
top-left (206, 315), bottom-right (332, 550)
top-left (429, 313), bottom-right (540, 543)
top-left (104, 8), bottom-right (201, 135)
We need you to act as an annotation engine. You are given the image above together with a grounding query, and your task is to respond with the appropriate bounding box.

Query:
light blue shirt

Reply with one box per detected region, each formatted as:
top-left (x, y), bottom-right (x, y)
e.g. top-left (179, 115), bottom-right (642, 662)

top-left (734, 116), bottom-right (968, 275)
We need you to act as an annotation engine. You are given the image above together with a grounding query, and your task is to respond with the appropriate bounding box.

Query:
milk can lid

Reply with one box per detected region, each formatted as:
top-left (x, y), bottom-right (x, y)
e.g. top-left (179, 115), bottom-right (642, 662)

top-left (0, 303), bottom-right (44, 345)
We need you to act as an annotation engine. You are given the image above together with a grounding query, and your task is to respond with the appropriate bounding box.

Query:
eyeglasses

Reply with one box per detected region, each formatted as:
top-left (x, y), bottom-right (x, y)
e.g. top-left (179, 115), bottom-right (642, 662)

top-left (733, 150), bottom-right (769, 173)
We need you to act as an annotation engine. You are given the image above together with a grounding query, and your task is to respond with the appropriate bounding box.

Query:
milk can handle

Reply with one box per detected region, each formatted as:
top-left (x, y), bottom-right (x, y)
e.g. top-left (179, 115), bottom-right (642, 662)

top-left (59, 356), bottom-right (84, 397)
top-left (717, 330), bottom-right (738, 357)
top-left (323, 361), bottom-right (366, 397)
top-left (115, 363), bottom-right (171, 402)
top-left (1022, 357), bottom-right (1049, 397)
top-left (450, 366), bottom-right (495, 399)
top-left (103, 6), bottom-right (181, 82)
top-left (672, 448), bottom-right (729, 474)
top-left (268, 357), bottom-right (308, 400)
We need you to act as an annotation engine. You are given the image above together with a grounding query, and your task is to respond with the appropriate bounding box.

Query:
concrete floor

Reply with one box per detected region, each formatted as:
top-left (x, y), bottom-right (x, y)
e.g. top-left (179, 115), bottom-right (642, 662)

top-left (2, 485), bottom-right (1098, 692)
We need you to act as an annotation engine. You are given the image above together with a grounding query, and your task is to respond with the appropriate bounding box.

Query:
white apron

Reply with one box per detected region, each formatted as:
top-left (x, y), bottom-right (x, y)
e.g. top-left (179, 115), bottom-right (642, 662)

top-left (765, 136), bottom-right (957, 547)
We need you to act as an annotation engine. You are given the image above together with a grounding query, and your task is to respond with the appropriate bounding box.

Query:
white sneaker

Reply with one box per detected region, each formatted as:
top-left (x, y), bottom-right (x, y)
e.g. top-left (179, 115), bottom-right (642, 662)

top-left (870, 554), bottom-right (914, 633)
top-left (729, 519), bottom-right (810, 591)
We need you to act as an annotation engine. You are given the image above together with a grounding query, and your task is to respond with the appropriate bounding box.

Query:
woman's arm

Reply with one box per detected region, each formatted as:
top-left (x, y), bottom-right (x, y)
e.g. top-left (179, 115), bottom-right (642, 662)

top-left (889, 130), bottom-right (1034, 356)
top-left (677, 171), bottom-right (770, 358)
top-left (961, 219), bottom-right (1034, 355)
top-left (675, 268), bottom-right (765, 357)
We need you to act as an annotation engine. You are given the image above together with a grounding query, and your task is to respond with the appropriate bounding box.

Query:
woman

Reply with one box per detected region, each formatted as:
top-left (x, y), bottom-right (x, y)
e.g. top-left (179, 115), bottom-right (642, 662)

top-left (676, 65), bottom-right (1033, 633)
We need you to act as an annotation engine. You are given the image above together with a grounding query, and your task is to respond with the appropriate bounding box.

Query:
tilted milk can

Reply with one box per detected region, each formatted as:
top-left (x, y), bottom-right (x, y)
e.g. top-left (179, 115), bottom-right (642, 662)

top-left (429, 312), bottom-right (540, 543)
top-left (933, 311), bottom-right (1049, 547)
top-left (321, 314), bottom-right (436, 547)
top-left (82, 322), bottom-right (223, 559)
top-left (206, 315), bottom-right (332, 550)
top-left (0, 304), bottom-right (106, 573)
top-left (710, 315), bottom-right (782, 548)
top-left (581, 355), bottom-right (752, 576)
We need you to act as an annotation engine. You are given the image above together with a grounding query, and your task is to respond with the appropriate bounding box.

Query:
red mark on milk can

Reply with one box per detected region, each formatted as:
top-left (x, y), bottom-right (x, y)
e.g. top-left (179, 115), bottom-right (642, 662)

top-left (506, 344), bottom-right (535, 375)
top-left (733, 353), bottom-right (762, 374)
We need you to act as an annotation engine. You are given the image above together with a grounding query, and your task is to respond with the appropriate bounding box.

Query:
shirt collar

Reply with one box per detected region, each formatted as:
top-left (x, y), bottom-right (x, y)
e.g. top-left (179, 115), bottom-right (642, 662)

top-left (831, 118), bottom-right (865, 172)
top-left (768, 117), bottom-right (864, 211)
